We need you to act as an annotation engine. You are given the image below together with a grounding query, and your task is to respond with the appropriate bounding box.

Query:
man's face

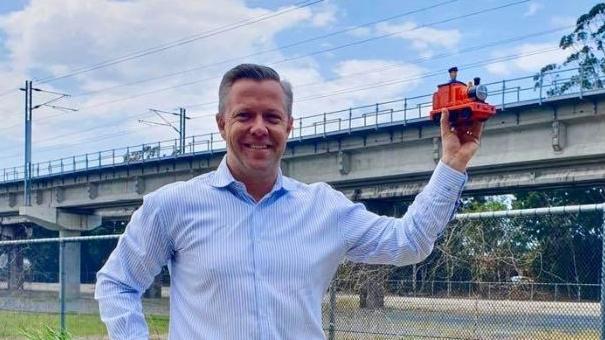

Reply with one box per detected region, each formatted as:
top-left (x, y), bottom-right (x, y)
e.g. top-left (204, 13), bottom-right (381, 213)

top-left (217, 79), bottom-right (293, 180)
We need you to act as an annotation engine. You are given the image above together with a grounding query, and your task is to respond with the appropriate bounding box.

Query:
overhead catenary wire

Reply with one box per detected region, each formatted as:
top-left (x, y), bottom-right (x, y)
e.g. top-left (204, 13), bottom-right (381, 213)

top-left (0, 0), bottom-right (531, 130)
top-left (71, 0), bottom-right (460, 98)
top-left (0, 17), bottom-right (562, 139)
top-left (182, 26), bottom-right (570, 110)
top-left (34, 0), bottom-right (324, 84)
top-left (0, 21), bottom-right (564, 142)
top-left (0, 46), bottom-right (566, 162)
top-left (0, 1), bottom-right (544, 162)
top-left (66, 0), bottom-right (531, 114)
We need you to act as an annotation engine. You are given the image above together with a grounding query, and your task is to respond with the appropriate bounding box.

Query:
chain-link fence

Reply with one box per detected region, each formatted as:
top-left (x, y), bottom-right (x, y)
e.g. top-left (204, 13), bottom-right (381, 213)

top-left (0, 204), bottom-right (603, 339)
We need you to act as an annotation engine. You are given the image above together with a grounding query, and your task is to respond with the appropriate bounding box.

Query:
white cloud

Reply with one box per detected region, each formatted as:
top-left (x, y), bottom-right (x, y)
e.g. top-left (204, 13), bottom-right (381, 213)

top-left (347, 26), bottom-right (372, 38)
top-left (375, 21), bottom-right (461, 56)
top-left (485, 42), bottom-right (568, 76)
top-left (0, 0), bottom-right (430, 168)
top-left (291, 59), bottom-right (426, 116)
top-left (524, 2), bottom-right (543, 17)
top-left (550, 16), bottom-right (576, 28)
top-left (0, 0), bottom-right (320, 163)
top-left (310, 3), bottom-right (337, 27)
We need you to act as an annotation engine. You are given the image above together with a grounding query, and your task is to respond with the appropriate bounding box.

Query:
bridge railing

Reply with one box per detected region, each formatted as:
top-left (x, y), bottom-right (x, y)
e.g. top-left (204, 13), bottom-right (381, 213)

top-left (2, 67), bottom-right (604, 183)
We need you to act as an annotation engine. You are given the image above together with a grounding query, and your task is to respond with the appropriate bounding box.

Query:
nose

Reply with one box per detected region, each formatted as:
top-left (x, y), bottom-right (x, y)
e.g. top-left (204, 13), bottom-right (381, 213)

top-left (250, 115), bottom-right (268, 136)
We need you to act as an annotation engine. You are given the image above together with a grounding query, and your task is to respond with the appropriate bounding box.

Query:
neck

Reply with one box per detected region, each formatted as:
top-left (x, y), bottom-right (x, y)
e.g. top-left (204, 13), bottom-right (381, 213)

top-left (226, 158), bottom-right (278, 202)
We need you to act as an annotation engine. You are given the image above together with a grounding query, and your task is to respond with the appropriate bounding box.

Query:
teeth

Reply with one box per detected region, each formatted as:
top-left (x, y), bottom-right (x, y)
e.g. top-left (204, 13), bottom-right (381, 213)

top-left (249, 145), bottom-right (268, 149)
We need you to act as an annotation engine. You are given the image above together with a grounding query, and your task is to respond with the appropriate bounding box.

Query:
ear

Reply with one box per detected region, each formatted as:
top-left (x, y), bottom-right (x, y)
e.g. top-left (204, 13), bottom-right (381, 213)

top-left (286, 115), bottom-right (294, 135)
top-left (216, 113), bottom-right (226, 139)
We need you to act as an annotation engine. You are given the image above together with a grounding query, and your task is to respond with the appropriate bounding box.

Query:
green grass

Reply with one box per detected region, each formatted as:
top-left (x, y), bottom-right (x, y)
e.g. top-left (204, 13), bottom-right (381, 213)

top-left (527, 330), bottom-right (599, 340)
top-left (0, 311), bottom-right (168, 338)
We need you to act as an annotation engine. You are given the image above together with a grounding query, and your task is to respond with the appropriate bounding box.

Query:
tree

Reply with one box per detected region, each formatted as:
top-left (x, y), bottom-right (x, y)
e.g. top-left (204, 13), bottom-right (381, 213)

top-left (534, 3), bottom-right (605, 96)
top-left (512, 187), bottom-right (604, 288)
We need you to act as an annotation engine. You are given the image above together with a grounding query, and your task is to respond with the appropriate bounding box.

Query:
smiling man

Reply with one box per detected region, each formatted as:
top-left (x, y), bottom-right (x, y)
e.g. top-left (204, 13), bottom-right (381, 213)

top-left (95, 63), bottom-right (483, 339)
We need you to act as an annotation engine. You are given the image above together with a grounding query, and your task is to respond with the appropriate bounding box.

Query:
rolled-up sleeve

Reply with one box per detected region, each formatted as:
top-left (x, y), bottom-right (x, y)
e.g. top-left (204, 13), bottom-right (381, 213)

top-left (95, 193), bottom-right (172, 339)
top-left (339, 161), bottom-right (466, 266)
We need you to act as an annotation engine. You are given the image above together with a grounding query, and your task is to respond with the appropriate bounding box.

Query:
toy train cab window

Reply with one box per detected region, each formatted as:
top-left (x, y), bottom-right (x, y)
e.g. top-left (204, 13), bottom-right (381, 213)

top-left (429, 67), bottom-right (496, 125)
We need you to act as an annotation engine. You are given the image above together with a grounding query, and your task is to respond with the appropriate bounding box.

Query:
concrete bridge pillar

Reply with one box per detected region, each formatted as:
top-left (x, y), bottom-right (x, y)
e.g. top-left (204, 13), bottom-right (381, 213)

top-left (18, 206), bottom-right (101, 305)
top-left (59, 229), bottom-right (81, 307)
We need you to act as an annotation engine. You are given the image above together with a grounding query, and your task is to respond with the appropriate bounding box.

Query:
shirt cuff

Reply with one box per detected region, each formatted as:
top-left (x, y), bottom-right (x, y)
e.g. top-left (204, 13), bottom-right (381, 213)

top-left (426, 161), bottom-right (467, 200)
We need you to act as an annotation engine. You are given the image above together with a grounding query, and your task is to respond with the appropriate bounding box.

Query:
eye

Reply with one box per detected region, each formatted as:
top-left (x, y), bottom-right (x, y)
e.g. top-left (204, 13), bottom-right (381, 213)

top-left (234, 111), bottom-right (250, 121)
top-left (265, 113), bottom-right (282, 124)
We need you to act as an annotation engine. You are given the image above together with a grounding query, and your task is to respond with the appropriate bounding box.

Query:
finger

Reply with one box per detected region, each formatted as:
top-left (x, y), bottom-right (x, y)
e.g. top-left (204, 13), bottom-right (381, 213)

top-left (471, 121), bottom-right (484, 139)
top-left (440, 108), bottom-right (452, 137)
top-left (458, 120), bottom-right (483, 141)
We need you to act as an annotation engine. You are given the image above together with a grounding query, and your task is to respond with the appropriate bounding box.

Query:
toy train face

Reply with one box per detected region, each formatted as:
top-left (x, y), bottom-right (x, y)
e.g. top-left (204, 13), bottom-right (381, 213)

top-left (429, 75), bottom-right (496, 125)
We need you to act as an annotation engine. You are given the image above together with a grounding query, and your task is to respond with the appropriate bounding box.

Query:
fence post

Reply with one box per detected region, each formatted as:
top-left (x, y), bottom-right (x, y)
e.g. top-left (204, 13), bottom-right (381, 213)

top-left (374, 104), bottom-right (379, 130)
top-left (348, 108), bottom-right (352, 134)
top-left (375, 103), bottom-right (379, 129)
top-left (601, 207), bottom-right (605, 340)
top-left (539, 73), bottom-right (544, 105)
top-left (328, 281), bottom-right (336, 340)
top-left (323, 113), bottom-right (327, 138)
top-left (59, 238), bottom-right (66, 332)
top-left (299, 117), bottom-right (303, 140)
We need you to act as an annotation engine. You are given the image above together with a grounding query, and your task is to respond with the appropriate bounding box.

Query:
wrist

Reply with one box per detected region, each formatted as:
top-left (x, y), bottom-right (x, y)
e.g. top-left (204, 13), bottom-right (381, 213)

top-left (441, 157), bottom-right (467, 173)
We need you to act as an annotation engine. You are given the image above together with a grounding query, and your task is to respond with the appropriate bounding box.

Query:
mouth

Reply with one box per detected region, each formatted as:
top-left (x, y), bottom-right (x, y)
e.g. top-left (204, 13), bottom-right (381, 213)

top-left (243, 143), bottom-right (271, 150)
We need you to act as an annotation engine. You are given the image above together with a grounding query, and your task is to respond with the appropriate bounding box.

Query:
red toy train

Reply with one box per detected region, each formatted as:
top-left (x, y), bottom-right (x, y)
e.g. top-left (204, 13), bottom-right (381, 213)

top-left (429, 67), bottom-right (496, 125)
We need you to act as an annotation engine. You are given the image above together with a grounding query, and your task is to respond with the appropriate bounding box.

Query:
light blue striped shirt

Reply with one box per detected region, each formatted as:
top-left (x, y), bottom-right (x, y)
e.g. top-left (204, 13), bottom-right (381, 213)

top-left (95, 157), bottom-right (466, 339)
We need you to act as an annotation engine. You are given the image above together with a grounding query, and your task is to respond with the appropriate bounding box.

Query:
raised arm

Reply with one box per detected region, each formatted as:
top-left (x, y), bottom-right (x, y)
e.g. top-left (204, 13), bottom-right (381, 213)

top-left (339, 108), bottom-right (482, 265)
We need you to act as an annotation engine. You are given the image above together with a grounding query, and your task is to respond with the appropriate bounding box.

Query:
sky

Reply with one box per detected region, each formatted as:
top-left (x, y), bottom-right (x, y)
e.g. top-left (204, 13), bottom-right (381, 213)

top-left (0, 0), bottom-right (599, 170)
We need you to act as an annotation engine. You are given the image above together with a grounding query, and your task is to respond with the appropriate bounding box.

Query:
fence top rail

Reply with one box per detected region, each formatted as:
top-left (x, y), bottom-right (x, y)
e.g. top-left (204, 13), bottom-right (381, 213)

top-left (1, 204), bottom-right (603, 247)
top-left (455, 203), bottom-right (605, 220)
top-left (0, 233), bottom-right (121, 246)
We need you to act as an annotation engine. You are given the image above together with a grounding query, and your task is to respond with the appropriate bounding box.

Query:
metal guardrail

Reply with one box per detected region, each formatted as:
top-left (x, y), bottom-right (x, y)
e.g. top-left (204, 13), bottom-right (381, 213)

top-left (2, 68), bottom-right (603, 183)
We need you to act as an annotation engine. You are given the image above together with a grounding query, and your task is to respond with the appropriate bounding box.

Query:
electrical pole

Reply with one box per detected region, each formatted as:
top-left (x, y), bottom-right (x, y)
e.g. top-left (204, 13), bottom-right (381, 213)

top-left (23, 81), bottom-right (32, 206)
top-left (180, 107), bottom-right (186, 153)
top-left (20, 81), bottom-right (76, 207)
top-left (141, 108), bottom-right (189, 154)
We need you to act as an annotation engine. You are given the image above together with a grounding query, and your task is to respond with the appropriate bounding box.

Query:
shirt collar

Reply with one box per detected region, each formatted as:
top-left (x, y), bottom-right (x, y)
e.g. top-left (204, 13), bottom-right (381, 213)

top-left (209, 155), bottom-right (296, 193)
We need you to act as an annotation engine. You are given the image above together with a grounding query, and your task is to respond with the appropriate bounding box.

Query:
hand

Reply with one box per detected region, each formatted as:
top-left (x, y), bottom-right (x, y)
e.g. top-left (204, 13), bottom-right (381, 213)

top-left (440, 108), bottom-right (483, 172)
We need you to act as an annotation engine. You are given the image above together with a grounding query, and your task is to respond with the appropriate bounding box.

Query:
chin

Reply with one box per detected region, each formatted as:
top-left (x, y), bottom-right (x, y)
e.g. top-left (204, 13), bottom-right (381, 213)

top-left (245, 160), bottom-right (276, 173)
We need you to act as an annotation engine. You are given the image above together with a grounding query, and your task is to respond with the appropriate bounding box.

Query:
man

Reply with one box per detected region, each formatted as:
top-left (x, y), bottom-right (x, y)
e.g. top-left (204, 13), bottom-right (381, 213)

top-left (95, 64), bottom-right (483, 339)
